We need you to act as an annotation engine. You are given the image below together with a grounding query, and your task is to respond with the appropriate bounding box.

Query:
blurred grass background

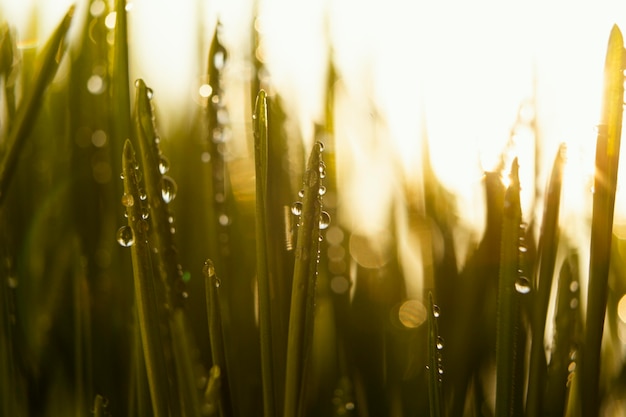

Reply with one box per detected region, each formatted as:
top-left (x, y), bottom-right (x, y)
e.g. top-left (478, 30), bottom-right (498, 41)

top-left (1, 1), bottom-right (626, 417)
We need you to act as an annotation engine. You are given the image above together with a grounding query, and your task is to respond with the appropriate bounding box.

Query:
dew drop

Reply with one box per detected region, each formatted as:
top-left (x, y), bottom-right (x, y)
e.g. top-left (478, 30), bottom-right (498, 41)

top-left (121, 193), bottom-right (134, 207)
top-left (319, 211), bottom-right (331, 230)
top-left (116, 226), bottom-right (134, 247)
top-left (316, 141), bottom-right (325, 152)
top-left (298, 189), bottom-right (305, 198)
top-left (438, 367), bottom-right (444, 375)
top-left (436, 336), bottom-right (444, 350)
top-left (214, 277), bottom-right (222, 288)
top-left (168, 216), bottom-right (174, 224)
top-left (318, 185), bottom-right (327, 196)
top-left (119, 172), bottom-right (125, 180)
top-left (519, 245), bottom-right (528, 254)
top-left (291, 201), bottom-right (303, 216)
top-left (570, 298), bottom-right (579, 309)
top-left (139, 188), bottom-right (147, 200)
top-left (141, 208), bottom-right (150, 220)
top-left (203, 259), bottom-right (215, 278)
top-left (218, 214), bottom-right (230, 226)
top-left (515, 276), bottom-right (532, 294)
top-left (158, 155), bottom-right (170, 175)
top-left (161, 176), bottom-right (178, 203)
top-left (146, 88), bottom-right (154, 99)
top-left (345, 402), bottom-right (355, 411)
top-left (570, 281), bottom-right (579, 292)
top-left (319, 161), bottom-right (327, 178)
top-left (432, 305), bottom-right (441, 318)
top-left (7, 276), bottom-right (18, 288)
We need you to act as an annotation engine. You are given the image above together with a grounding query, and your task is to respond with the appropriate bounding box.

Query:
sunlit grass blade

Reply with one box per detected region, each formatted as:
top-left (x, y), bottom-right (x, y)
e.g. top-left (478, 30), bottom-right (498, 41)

top-left (204, 365), bottom-right (223, 416)
top-left (581, 24), bottom-right (625, 417)
top-left (0, 5), bottom-right (74, 204)
top-left (203, 259), bottom-right (232, 417)
top-left (121, 139), bottom-right (170, 417)
top-left (0, 22), bottom-right (17, 123)
top-left (495, 159), bottom-right (525, 417)
top-left (427, 292), bottom-right (444, 417)
top-left (544, 252), bottom-right (581, 417)
top-left (253, 89), bottom-right (277, 417)
top-left (284, 141), bottom-right (324, 417)
top-left (526, 143), bottom-right (566, 415)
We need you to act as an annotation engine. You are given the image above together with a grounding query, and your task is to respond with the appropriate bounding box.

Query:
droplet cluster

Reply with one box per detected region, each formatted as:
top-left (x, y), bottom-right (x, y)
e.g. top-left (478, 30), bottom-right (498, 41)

top-left (515, 222), bottom-right (532, 295)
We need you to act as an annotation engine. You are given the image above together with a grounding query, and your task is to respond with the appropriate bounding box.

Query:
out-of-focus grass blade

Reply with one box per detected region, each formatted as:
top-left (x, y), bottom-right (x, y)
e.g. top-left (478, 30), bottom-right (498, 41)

top-left (204, 365), bottom-right (223, 416)
top-left (253, 89), bottom-right (277, 417)
top-left (121, 139), bottom-right (170, 417)
top-left (0, 22), bottom-right (16, 123)
top-left (526, 143), bottom-right (566, 415)
top-left (284, 141), bottom-right (324, 417)
top-left (495, 159), bottom-right (524, 417)
top-left (544, 252), bottom-right (581, 417)
top-left (427, 292), bottom-right (444, 417)
top-left (171, 309), bottom-right (202, 417)
top-left (203, 259), bottom-right (232, 417)
top-left (0, 5), bottom-right (74, 204)
top-left (93, 394), bottom-right (109, 417)
top-left (581, 24), bottom-right (625, 417)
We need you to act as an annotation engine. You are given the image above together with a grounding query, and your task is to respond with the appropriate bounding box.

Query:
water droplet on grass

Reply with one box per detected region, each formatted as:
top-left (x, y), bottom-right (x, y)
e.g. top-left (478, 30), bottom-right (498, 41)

top-left (158, 155), bottom-right (170, 174)
top-left (318, 185), bottom-right (327, 196)
top-left (291, 201), bottom-right (302, 216)
top-left (515, 276), bottom-right (531, 294)
top-left (316, 141), bottom-right (325, 152)
top-left (298, 189), bottom-right (305, 198)
top-left (121, 193), bottom-right (134, 207)
top-left (116, 226), bottom-right (134, 247)
top-left (436, 336), bottom-right (444, 350)
top-left (203, 259), bottom-right (215, 278)
top-left (432, 305), bottom-right (441, 318)
top-left (161, 176), bottom-right (177, 203)
top-left (319, 211), bottom-right (331, 229)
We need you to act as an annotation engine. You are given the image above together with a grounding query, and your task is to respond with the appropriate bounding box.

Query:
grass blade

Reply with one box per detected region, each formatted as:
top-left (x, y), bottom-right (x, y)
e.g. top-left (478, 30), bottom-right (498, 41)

top-left (0, 5), bottom-right (74, 204)
top-left (93, 394), bottom-right (109, 417)
top-left (253, 89), bottom-right (277, 417)
top-left (427, 292), bottom-right (444, 417)
top-left (526, 143), bottom-right (566, 415)
top-left (495, 158), bottom-right (524, 417)
top-left (284, 141), bottom-right (325, 417)
top-left (581, 24), bottom-right (625, 417)
top-left (170, 309), bottom-right (202, 417)
top-left (203, 259), bottom-right (232, 417)
top-left (121, 139), bottom-right (170, 417)
top-left (544, 252), bottom-right (581, 416)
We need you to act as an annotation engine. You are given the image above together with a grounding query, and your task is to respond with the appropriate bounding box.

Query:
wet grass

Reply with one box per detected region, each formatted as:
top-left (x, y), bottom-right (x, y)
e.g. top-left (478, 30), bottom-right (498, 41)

top-left (0, 3), bottom-right (626, 417)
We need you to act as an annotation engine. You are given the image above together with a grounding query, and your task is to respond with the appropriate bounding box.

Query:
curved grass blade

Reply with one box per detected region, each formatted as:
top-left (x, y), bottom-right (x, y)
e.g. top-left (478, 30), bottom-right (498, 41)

top-left (121, 139), bottom-right (170, 417)
top-left (427, 292), bottom-right (444, 417)
top-left (284, 141), bottom-right (324, 417)
top-left (253, 89), bottom-right (277, 417)
top-left (0, 5), bottom-right (74, 204)
top-left (526, 143), bottom-right (566, 415)
top-left (495, 159), bottom-right (524, 417)
top-left (544, 252), bottom-right (581, 417)
top-left (203, 259), bottom-right (232, 417)
top-left (581, 24), bottom-right (625, 417)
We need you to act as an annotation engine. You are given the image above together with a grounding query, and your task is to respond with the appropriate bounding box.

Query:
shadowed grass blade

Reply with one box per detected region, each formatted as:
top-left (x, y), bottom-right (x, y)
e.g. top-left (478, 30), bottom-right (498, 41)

top-left (121, 139), bottom-right (170, 417)
top-left (526, 143), bottom-right (566, 415)
top-left (93, 394), bottom-right (109, 417)
top-left (581, 24), bottom-right (625, 417)
top-left (253, 89), bottom-right (277, 417)
top-left (427, 292), bottom-right (444, 417)
top-left (203, 259), bottom-right (232, 417)
top-left (544, 252), bottom-right (581, 416)
top-left (284, 141), bottom-right (324, 417)
top-left (204, 365), bottom-right (223, 416)
top-left (495, 159), bottom-right (524, 417)
top-left (171, 309), bottom-right (202, 417)
top-left (0, 5), bottom-right (74, 204)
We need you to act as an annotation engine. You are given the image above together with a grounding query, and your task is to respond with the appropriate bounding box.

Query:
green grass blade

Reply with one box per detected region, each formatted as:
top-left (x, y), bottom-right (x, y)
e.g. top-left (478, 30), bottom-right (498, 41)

top-left (204, 365), bottom-right (223, 416)
top-left (93, 394), bottom-right (109, 417)
top-left (170, 309), bottom-right (203, 417)
top-left (253, 89), bottom-right (277, 417)
top-left (495, 158), bottom-right (524, 417)
top-left (0, 5), bottom-right (74, 204)
top-left (284, 141), bottom-right (324, 417)
top-left (0, 22), bottom-right (17, 123)
top-left (581, 24), bottom-right (625, 417)
top-left (133, 78), bottom-right (186, 307)
top-left (203, 259), bottom-right (233, 417)
top-left (544, 252), bottom-right (581, 417)
top-left (121, 139), bottom-right (171, 417)
top-left (427, 292), bottom-right (444, 417)
top-left (526, 143), bottom-right (566, 415)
